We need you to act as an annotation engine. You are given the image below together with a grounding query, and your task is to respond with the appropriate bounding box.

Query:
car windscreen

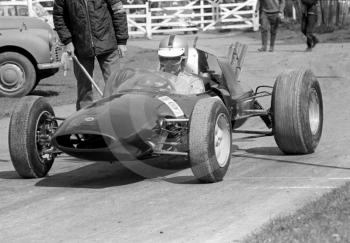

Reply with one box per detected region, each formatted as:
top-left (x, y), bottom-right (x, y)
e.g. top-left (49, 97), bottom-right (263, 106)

top-left (113, 68), bottom-right (180, 94)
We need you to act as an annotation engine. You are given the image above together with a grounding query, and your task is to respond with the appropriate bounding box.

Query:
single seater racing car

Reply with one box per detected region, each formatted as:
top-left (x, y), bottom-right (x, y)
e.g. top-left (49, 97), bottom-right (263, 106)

top-left (8, 42), bottom-right (323, 183)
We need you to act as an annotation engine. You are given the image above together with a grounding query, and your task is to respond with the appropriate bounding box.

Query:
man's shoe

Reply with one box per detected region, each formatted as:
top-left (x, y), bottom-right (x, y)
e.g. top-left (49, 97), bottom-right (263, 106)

top-left (269, 46), bottom-right (274, 52)
top-left (305, 47), bottom-right (312, 52)
top-left (258, 47), bottom-right (267, 52)
top-left (312, 38), bottom-right (319, 48)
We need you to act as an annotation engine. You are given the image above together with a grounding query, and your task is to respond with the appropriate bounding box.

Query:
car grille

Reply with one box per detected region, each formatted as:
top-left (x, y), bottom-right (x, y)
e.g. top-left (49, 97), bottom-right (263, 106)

top-left (53, 45), bottom-right (63, 62)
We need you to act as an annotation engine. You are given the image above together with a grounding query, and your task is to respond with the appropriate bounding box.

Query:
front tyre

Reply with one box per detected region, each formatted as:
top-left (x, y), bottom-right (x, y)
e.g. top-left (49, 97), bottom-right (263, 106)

top-left (9, 96), bottom-right (57, 178)
top-left (272, 69), bottom-right (323, 154)
top-left (189, 97), bottom-right (232, 183)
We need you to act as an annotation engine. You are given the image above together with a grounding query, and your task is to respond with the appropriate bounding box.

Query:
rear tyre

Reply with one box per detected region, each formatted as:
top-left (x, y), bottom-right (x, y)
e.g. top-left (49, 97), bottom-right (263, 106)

top-left (189, 97), bottom-right (232, 183)
top-left (272, 69), bottom-right (323, 154)
top-left (9, 96), bottom-right (57, 178)
top-left (0, 52), bottom-right (36, 97)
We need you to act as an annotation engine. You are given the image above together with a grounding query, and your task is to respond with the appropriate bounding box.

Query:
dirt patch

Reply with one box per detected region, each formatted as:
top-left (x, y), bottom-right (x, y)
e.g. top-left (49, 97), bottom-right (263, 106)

top-left (244, 24), bottom-right (350, 46)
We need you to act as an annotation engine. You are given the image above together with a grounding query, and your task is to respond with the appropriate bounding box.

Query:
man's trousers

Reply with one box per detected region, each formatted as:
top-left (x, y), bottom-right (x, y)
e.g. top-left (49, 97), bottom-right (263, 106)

top-left (73, 49), bottom-right (120, 110)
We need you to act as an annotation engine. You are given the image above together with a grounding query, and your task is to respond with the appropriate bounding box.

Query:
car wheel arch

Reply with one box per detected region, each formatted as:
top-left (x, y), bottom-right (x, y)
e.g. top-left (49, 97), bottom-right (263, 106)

top-left (210, 87), bottom-right (233, 115)
top-left (0, 45), bottom-right (38, 71)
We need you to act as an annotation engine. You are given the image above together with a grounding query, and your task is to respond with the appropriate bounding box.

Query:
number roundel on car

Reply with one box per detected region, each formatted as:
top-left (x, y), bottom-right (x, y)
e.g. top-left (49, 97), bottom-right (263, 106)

top-left (157, 96), bottom-right (184, 118)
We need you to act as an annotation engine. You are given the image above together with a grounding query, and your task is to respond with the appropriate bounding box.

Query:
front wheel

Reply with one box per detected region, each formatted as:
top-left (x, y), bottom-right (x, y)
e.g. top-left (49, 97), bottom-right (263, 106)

top-left (9, 96), bottom-right (57, 178)
top-left (189, 97), bottom-right (232, 183)
top-left (272, 69), bottom-right (323, 154)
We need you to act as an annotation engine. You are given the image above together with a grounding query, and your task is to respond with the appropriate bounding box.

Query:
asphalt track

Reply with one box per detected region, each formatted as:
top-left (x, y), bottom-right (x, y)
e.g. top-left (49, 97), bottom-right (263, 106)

top-left (0, 33), bottom-right (349, 242)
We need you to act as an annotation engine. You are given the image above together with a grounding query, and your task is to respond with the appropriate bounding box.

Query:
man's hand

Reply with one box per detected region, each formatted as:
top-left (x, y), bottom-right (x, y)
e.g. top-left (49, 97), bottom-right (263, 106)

top-left (65, 42), bottom-right (75, 56)
top-left (118, 45), bottom-right (127, 58)
top-left (61, 42), bottom-right (74, 76)
top-left (278, 12), bottom-right (284, 20)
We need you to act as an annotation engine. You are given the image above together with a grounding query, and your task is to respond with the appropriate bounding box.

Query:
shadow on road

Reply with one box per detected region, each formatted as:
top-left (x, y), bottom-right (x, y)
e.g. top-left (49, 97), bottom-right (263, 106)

top-left (234, 146), bottom-right (350, 170)
top-left (0, 171), bottom-right (20, 179)
top-left (280, 50), bottom-right (308, 53)
top-left (246, 146), bottom-right (282, 156)
top-left (30, 90), bottom-right (59, 97)
top-left (164, 176), bottom-right (198, 184)
top-left (35, 156), bottom-right (194, 188)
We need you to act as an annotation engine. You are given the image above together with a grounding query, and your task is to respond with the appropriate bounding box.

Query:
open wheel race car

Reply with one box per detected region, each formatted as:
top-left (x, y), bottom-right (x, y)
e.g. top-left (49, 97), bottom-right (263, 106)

top-left (8, 42), bottom-right (323, 183)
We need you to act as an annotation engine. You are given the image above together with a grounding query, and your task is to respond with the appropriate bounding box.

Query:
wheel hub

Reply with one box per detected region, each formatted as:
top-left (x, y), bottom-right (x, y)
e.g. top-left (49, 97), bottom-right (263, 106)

top-left (214, 113), bottom-right (231, 167)
top-left (309, 88), bottom-right (320, 135)
top-left (35, 111), bottom-right (58, 164)
top-left (0, 63), bottom-right (25, 91)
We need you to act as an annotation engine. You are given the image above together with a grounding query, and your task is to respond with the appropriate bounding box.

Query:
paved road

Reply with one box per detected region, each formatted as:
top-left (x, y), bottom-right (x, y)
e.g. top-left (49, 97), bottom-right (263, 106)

top-left (0, 33), bottom-right (349, 242)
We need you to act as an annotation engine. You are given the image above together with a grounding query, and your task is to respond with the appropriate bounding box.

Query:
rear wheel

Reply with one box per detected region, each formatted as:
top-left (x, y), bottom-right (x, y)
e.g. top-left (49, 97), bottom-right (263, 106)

top-left (0, 52), bottom-right (36, 97)
top-left (9, 96), bottom-right (57, 178)
top-left (272, 69), bottom-right (323, 154)
top-left (189, 97), bottom-right (232, 183)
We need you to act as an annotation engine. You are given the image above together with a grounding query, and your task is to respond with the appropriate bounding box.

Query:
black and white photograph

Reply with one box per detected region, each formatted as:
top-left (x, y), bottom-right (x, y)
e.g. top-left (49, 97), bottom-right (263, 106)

top-left (0, 0), bottom-right (349, 242)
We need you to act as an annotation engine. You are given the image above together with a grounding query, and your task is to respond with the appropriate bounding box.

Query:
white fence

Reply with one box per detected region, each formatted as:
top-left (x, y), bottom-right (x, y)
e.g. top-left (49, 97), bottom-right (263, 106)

top-left (16, 0), bottom-right (258, 38)
top-left (126, 0), bottom-right (259, 38)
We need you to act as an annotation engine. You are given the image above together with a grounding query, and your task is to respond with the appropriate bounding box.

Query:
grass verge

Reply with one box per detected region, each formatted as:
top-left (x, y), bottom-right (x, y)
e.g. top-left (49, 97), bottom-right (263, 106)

top-left (243, 182), bottom-right (350, 242)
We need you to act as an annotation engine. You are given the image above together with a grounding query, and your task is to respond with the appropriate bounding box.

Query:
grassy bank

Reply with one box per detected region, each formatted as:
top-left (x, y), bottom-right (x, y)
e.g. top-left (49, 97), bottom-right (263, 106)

top-left (244, 182), bottom-right (350, 242)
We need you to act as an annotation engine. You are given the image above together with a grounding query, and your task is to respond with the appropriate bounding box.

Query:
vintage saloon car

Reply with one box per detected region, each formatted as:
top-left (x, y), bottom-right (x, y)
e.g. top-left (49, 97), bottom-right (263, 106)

top-left (0, 16), bottom-right (61, 97)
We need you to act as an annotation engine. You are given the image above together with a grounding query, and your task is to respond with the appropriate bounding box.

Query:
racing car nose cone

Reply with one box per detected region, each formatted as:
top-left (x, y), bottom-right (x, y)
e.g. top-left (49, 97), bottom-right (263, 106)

top-left (53, 93), bottom-right (161, 146)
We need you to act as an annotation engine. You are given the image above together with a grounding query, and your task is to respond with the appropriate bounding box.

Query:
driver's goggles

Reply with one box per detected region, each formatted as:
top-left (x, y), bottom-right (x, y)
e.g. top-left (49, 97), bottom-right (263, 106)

top-left (159, 56), bottom-right (183, 65)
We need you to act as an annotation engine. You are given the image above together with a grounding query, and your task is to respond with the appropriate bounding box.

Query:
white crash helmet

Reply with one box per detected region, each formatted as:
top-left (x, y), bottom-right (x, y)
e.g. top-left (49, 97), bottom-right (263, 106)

top-left (158, 35), bottom-right (189, 74)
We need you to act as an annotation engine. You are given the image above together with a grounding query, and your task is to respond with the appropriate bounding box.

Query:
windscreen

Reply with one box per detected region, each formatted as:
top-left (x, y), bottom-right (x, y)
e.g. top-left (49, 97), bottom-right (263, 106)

top-left (112, 68), bottom-right (181, 94)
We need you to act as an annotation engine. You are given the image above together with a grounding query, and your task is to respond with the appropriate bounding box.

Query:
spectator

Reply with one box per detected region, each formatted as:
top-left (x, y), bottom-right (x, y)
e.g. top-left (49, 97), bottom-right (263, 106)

top-left (301, 0), bottom-right (319, 51)
top-left (256, 0), bottom-right (285, 52)
top-left (158, 35), bottom-right (204, 95)
top-left (53, 0), bottom-right (129, 110)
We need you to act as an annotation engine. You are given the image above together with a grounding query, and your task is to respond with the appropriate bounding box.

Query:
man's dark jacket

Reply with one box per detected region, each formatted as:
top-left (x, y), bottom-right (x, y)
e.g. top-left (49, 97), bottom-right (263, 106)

top-left (53, 0), bottom-right (128, 57)
top-left (301, 0), bottom-right (318, 15)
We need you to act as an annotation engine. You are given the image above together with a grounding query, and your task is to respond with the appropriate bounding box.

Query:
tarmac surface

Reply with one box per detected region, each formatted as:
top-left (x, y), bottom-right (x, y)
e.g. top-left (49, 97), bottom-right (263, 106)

top-left (0, 32), bottom-right (350, 242)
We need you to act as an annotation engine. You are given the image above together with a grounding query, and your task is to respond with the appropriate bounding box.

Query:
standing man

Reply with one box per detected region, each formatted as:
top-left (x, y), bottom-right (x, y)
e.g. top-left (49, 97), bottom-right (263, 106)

top-left (53, 0), bottom-right (129, 110)
top-left (256, 0), bottom-right (285, 52)
top-left (301, 0), bottom-right (319, 51)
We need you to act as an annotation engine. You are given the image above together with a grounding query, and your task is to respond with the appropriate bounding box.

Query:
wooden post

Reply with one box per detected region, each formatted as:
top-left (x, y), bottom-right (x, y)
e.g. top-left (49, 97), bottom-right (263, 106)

top-left (146, 1), bottom-right (152, 39)
top-left (27, 0), bottom-right (34, 16)
top-left (292, 5), bottom-right (296, 20)
top-left (200, 0), bottom-right (204, 29)
top-left (252, 0), bottom-right (259, 31)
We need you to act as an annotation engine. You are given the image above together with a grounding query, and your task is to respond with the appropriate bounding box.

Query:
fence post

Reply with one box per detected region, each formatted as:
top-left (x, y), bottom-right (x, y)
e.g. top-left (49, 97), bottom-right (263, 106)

top-left (145, 1), bottom-right (152, 39)
top-left (252, 0), bottom-right (259, 31)
top-left (200, 0), bottom-right (204, 29)
top-left (27, 0), bottom-right (33, 16)
top-left (292, 5), bottom-right (296, 20)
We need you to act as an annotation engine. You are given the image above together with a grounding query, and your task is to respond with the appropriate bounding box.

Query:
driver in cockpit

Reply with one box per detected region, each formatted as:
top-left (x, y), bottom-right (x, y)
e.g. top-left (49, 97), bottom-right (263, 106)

top-left (158, 35), bottom-right (205, 95)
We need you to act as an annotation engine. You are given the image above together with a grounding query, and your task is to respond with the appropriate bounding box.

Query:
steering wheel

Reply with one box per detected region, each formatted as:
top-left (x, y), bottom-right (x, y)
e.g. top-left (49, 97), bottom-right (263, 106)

top-left (134, 78), bottom-right (175, 91)
top-left (156, 79), bottom-right (175, 90)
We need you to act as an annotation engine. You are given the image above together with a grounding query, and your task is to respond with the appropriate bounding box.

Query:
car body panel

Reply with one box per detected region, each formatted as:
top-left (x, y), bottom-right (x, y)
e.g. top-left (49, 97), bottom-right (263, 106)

top-left (0, 16), bottom-right (54, 65)
top-left (52, 90), bottom-right (207, 161)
